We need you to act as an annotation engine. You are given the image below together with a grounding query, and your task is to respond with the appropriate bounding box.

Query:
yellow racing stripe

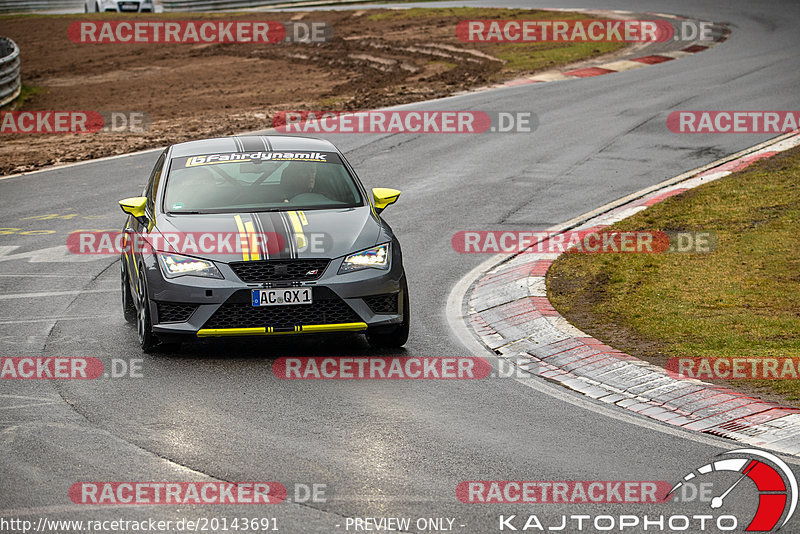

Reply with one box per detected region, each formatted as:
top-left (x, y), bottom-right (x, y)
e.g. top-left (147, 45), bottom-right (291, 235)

top-left (196, 323), bottom-right (368, 337)
top-left (244, 220), bottom-right (260, 261)
top-left (233, 214), bottom-right (250, 261)
top-left (287, 211), bottom-right (307, 249)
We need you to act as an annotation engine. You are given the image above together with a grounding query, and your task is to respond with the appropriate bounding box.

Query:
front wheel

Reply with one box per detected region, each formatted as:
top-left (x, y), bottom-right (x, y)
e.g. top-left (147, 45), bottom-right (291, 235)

top-left (366, 278), bottom-right (410, 348)
top-left (121, 262), bottom-right (136, 323)
top-left (135, 268), bottom-right (157, 352)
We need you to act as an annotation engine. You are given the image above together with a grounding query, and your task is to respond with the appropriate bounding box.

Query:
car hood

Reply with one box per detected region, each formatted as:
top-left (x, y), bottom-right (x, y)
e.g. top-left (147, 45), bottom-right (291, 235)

top-left (153, 206), bottom-right (381, 263)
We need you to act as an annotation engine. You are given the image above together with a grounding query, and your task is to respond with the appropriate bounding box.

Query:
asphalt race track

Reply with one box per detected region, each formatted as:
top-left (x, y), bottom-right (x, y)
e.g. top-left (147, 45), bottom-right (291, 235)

top-left (1, 0), bottom-right (800, 532)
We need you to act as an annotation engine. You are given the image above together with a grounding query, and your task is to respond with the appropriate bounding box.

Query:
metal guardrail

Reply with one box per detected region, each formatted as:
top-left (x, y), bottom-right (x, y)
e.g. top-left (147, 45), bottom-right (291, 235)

top-left (0, 0), bottom-right (350, 13)
top-left (0, 0), bottom-right (83, 13)
top-left (0, 37), bottom-right (21, 109)
top-left (160, 0), bottom-right (354, 11)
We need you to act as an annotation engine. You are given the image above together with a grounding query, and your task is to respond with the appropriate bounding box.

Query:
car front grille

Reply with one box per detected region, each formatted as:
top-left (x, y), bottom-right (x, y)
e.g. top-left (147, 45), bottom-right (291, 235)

top-left (363, 293), bottom-right (399, 314)
top-left (202, 288), bottom-right (360, 329)
top-left (157, 302), bottom-right (198, 323)
top-left (229, 259), bottom-right (330, 283)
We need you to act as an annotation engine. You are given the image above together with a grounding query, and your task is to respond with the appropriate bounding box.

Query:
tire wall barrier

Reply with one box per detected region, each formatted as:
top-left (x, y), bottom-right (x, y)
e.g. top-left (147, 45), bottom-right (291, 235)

top-left (0, 37), bottom-right (21, 109)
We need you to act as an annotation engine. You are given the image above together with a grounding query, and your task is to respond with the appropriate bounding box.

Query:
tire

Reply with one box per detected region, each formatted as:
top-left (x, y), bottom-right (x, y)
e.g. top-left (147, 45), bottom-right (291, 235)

top-left (135, 268), bottom-right (158, 353)
top-left (121, 262), bottom-right (137, 324)
top-left (366, 278), bottom-right (410, 348)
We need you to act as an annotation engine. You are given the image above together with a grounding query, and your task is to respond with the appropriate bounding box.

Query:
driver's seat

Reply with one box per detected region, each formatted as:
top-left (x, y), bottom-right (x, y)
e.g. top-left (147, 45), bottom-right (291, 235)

top-left (280, 165), bottom-right (314, 201)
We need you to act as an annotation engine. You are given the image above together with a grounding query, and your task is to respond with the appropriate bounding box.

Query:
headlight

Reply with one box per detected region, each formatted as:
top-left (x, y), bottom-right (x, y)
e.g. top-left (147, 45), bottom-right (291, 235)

top-left (157, 253), bottom-right (222, 279)
top-left (339, 243), bottom-right (390, 274)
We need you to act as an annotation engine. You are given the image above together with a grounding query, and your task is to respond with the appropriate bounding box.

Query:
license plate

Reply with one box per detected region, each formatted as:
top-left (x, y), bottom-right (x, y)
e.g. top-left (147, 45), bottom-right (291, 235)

top-left (251, 288), bottom-right (312, 307)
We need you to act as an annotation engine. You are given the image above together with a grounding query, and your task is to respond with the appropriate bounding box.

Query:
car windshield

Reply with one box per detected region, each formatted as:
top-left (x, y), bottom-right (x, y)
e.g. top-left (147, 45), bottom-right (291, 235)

top-left (163, 150), bottom-right (363, 213)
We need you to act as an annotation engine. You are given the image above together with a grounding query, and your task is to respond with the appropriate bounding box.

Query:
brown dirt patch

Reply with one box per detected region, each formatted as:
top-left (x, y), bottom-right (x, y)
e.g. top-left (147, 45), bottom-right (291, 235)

top-left (0, 9), bottom-right (621, 174)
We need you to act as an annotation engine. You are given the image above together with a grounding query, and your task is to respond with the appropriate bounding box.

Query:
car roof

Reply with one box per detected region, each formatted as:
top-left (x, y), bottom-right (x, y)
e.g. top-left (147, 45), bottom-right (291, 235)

top-left (168, 135), bottom-right (338, 158)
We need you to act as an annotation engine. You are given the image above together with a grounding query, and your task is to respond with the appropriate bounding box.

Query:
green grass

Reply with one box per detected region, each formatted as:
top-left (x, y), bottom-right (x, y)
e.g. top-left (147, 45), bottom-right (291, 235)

top-left (491, 41), bottom-right (620, 73)
top-left (2, 8), bottom-right (624, 88)
top-left (1, 84), bottom-right (44, 110)
top-left (547, 146), bottom-right (800, 405)
top-left (317, 96), bottom-right (346, 108)
top-left (368, 8), bottom-right (625, 78)
top-left (428, 60), bottom-right (458, 70)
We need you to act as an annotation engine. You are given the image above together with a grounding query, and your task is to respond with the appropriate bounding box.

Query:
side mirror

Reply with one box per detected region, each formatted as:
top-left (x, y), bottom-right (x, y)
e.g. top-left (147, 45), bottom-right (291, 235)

top-left (372, 188), bottom-right (401, 214)
top-left (119, 197), bottom-right (148, 224)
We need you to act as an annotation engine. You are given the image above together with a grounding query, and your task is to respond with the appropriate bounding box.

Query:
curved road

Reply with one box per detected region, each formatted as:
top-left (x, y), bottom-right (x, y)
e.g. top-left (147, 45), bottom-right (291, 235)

top-left (1, 0), bottom-right (799, 531)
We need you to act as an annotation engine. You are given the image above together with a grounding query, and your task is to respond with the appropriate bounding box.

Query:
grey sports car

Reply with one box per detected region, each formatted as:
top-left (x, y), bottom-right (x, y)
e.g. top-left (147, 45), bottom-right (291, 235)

top-left (119, 135), bottom-right (409, 352)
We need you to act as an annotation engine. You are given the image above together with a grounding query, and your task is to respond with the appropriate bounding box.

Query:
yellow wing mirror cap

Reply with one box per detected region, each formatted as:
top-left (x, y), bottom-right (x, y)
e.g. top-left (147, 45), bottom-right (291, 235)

top-left (372, 188), bottom-right (401, 213)
top-left (118, 197), bottom-right (147, 219)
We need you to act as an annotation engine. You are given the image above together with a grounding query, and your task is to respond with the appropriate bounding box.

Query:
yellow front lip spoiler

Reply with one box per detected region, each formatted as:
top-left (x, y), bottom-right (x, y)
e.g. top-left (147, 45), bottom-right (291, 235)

top-left (196, 322), bottom-right (368, 338)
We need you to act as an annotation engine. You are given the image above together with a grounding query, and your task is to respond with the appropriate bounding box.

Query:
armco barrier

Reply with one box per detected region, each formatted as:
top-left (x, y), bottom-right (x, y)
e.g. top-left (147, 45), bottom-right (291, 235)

top-left (161, 0), bottom-right (353, 11)
top-left (0, 0), bottom-right (83, 13)
top-left (0, 0), bottom-right (349, 13)
top-left (0, 37), bottom-right (21, 109)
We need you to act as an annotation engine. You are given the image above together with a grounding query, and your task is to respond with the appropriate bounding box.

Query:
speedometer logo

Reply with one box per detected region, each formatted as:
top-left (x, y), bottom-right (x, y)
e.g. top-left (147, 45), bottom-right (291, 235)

top-left (668, 449), bottom-right (797, 531)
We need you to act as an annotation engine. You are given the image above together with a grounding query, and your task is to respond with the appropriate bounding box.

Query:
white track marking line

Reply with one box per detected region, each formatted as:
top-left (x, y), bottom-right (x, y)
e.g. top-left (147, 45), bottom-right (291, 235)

top-left (557, 130), bottom-right (800, 231)
top-left (0, 9), bottom-right (724, 182)
top-left (0, 315), bottom-right (107, 325)
top-left (445, 254), bottom-right (768, 459)
top-left (0, 147), bottom-right (164, 182)
top-left (599, 60), bottom-right (651, 72)
top-left (0, 289), bottom-right (116, 300)
top-left (446, 130), bottom-right (800, 466)
top-left (0, 274), bottom-right (98, 278)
